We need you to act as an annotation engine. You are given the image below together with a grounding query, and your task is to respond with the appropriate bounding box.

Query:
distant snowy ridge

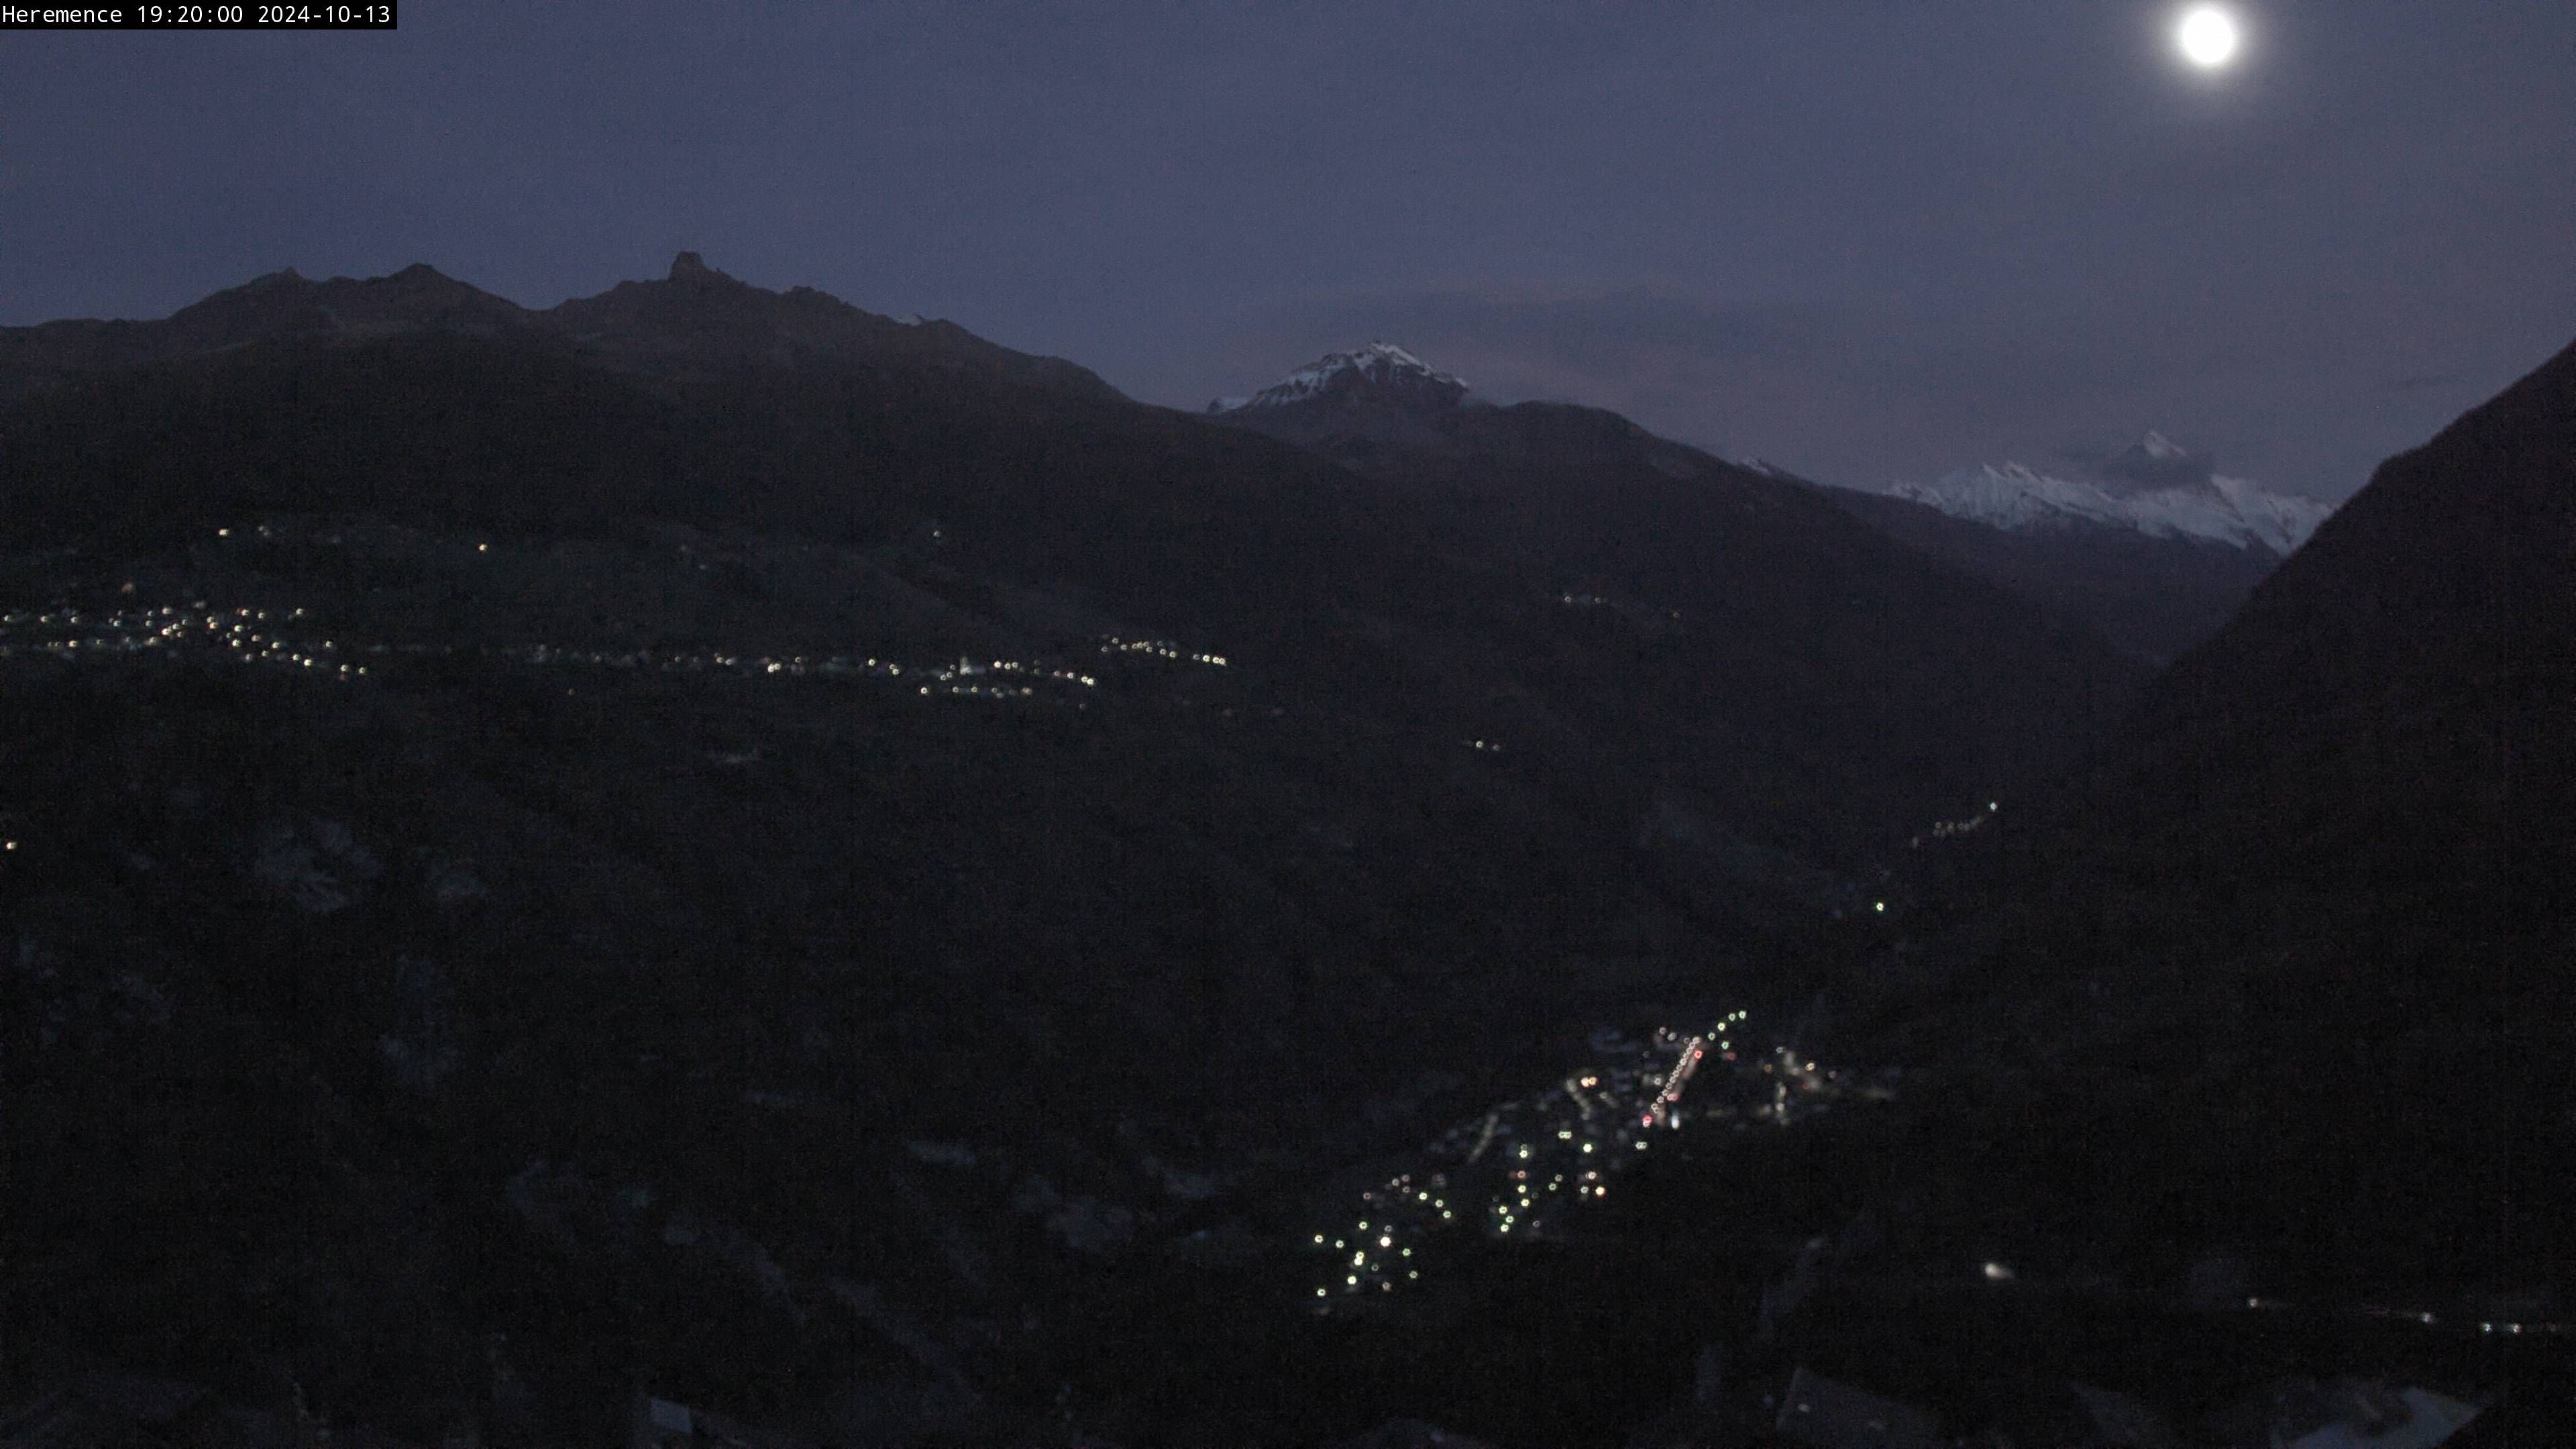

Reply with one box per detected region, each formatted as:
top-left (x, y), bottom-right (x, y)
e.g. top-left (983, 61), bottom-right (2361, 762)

top-left (1210, 341), bottom-right (1468, 415)
top-left (1885, 454), bottom-right (2334, 555)
top-left (2134, 429), bottom-right (2191, 462)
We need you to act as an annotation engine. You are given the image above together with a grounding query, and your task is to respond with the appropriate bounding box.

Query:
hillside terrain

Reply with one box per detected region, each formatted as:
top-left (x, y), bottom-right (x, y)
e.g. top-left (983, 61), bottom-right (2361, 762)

top-left (1155, 337), bottom-right (2576, 1448)
top-left (1939, 335), bottom-right (2576, 1294)
top-left (1774, 335), bottom-right (2576, 1442)
top-left (0, 264), bottom-right (2141, 1444)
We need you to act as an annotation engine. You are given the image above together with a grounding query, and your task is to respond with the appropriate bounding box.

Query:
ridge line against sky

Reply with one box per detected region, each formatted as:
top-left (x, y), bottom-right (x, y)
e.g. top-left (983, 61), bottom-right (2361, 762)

top-left (5, 0), bottom-right (2571, 502)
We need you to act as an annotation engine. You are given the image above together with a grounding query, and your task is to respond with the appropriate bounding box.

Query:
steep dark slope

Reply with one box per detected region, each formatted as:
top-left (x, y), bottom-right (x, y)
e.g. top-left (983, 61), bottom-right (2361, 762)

top-left (1316, 340), bottom-right (2576, 1448)
top-left (1904, 336), bottom-right (2576, 1305)
top-left (2058, 335), bottom-right (2576, 938)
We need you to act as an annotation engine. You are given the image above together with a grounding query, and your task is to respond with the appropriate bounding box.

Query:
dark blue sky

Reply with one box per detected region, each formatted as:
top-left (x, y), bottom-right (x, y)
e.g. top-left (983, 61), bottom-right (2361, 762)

top-left (5, 1), bottom-right (2570, 500)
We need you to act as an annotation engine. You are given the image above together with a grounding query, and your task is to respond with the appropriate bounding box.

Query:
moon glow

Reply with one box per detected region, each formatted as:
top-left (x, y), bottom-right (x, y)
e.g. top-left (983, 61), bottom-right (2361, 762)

top-left (2177, 5), bottom-right (2241, 68)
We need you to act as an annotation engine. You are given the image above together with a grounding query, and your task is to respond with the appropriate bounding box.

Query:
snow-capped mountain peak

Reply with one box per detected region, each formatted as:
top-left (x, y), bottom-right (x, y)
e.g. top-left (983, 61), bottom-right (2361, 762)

top-left (1885, 453), bottom-right (2333, 556)
top-left (1209, 341), bottom-right (1468, 415)
top-left (2100, 430), bottom-right (2218, 493)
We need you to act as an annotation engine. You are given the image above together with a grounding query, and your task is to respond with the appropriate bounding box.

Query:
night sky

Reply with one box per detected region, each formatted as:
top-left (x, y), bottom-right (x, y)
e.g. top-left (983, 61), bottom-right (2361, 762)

top-left (5, 1), bottom-right (2570, 502)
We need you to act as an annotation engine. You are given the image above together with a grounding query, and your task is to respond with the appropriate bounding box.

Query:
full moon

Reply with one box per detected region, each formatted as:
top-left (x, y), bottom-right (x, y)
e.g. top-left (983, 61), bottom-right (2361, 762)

top-left (2177, 5), bottom-right (2241, 68)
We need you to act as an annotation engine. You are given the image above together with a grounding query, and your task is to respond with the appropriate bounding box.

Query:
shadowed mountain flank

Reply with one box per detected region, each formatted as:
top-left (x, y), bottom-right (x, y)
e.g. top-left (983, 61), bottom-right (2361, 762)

top-left (1893, 336), bottom-right (2576, 1303)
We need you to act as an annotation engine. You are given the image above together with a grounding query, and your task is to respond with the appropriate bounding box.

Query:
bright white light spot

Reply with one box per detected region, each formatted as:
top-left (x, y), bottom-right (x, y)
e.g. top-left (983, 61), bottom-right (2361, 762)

top-left (2178, 5), bottom-right (2239, 68)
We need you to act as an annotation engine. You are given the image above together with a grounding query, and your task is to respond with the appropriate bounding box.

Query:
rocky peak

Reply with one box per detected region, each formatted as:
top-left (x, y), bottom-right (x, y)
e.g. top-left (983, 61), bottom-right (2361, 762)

top-left (662, 252), bottom-right (753, 291)
top-left (2101, 430), bottom-right (2217, 492)
top-left (1212, 341), bottom-right (1469, 416)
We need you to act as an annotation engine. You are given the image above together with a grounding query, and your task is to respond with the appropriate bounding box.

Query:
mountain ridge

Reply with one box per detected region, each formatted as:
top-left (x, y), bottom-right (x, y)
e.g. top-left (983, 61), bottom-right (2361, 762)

top-left (0, 252), bottom-right (1124, 407)
top-left (1871, 450), bottom-right (2333, 557)
top-left (1201, 338), bottom-right (2147, 870)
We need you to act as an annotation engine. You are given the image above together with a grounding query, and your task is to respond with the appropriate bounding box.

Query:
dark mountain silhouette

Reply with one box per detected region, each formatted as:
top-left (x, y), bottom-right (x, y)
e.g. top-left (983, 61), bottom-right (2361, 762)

top-left (1210, 343), bottom-right (2147, 871)
top-left (1213, 339), bottom-right (2265, 670)
top-left (2060, 337), bottom-right (2576, 945)
top-left (543, 251), bottom-right (1125, 399)
top-left (0, 263), bottom-right (533, 400)
top-left (1880, 335), bottom-right (2576, 1308)
top-left (0, 252), bottom-right (1122, 409)
top-left (2099, 429), bottom-right (2217, 493)
top-left (0, 264), bottom-right (2143, 1442)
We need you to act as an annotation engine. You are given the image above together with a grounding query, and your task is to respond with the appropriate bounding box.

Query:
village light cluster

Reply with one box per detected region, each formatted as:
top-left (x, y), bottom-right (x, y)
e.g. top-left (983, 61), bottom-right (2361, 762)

top-left (1099, 635), bottom-right (1227, 667)
top-left (492, 635), bottom-right (1232, 700)
top-left (0, 603), bottom-right (365, 678)
top-left (154, 521), bottom-right (1237, 704)
top-left (4, 559), bottom-right (1247, 713)
top-left (1307, 1009), bottom-right (1857, 1308)
top-left (2347, 1302), bottom-right (2569, 1338)
top-left (0, 603), bottom-right (1150, 708)
top-left (1911, 798), bottom-right (2001, 850)
top-left (500, 643), bottom-right (1102, 700)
